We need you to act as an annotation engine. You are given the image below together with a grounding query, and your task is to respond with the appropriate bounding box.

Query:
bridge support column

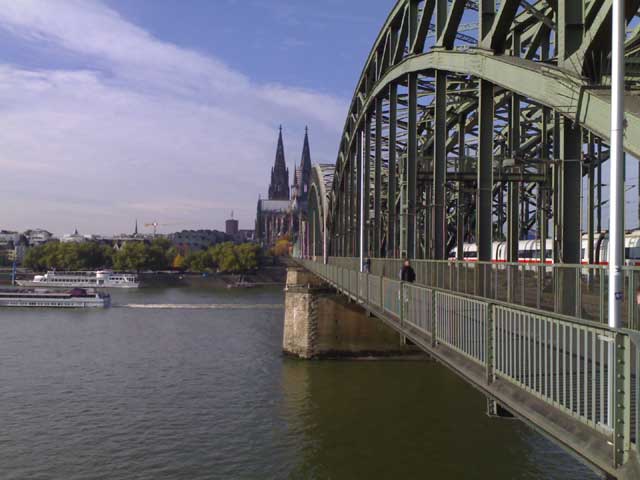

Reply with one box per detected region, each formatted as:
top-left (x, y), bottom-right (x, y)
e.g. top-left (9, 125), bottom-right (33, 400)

top-left (558, 118), bottom-right (582, 316)
top-left (486, 399), bottom-right (515, 418)
top-left (374, 97), bottom-right (383, 257)
top-left (406, 72), bottom-right (418, 259)
top-left (433, 69), bottom-right (447, 261)
top-left (388, 82), bottom-right (398, 258)
top-left (283, 268), bottom-right (418, 359)
top-left (476, 79), bottom-right (494, 297)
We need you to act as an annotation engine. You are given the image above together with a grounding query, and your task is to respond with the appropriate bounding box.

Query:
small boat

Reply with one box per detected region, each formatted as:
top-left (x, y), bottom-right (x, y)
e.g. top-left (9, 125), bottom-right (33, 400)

top-left (0, 287), bottom-right (111, 308)
top-left (17, 270), bottom-right (139, 289)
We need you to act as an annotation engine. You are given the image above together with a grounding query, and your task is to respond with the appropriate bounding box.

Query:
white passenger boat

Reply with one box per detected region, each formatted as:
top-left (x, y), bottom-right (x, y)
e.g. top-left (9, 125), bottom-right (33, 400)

top-left (17, 270), bottom-right (139, 288)
top-left (0, 288), bottom-right (111, 308)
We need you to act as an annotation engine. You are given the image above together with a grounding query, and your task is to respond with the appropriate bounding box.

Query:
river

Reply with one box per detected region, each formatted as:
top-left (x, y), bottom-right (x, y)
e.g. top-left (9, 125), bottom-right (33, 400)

top-left (0, 286), bottom-right (600, 479)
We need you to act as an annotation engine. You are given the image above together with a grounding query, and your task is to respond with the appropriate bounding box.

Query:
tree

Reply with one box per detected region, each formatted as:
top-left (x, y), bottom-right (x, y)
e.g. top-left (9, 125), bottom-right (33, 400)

top-left (166, 246), bottom-right (181, 269)
top-left (172, 253), bottom-right (185, 270)
top-left (23, 241), bottom-right (114, 271)
top-left (236, 243), bottom-right (260, 271)
top-left (22, 239), bottom-right (262, 273)
top-left (183, 250), bottom-right (214, 273)
top-left (209, 242), bottom-right (238, 272)
top-left (272, 238), bottom-right (291, 257)
top-left (113, 242), bottom-right (147, 272)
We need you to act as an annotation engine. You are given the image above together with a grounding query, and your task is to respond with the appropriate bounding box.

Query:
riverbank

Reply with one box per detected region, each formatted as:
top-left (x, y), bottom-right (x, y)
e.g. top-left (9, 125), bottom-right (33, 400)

top-left (176, 266), bottom-right (286, 288)
top-left (0, 265), bottom-right (287, 287)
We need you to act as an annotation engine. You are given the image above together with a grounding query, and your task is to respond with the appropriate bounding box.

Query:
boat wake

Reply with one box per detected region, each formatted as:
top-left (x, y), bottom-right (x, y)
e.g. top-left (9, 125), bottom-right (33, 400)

top-left (119, 303), bottom-right (283, 310)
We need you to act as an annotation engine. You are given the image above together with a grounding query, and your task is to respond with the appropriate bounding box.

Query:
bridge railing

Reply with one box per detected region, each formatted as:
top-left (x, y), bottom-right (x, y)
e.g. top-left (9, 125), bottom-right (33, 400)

top-left (436, 291), bottom-right (487, 364)
top-left (298, 258), bottom-right (639, 469)
top-left (494, 305), bottom-right (618, 434)
top-left (404, 283), bottom-right (433, 336)
top-left (325, 256), bottom-right (640, 330)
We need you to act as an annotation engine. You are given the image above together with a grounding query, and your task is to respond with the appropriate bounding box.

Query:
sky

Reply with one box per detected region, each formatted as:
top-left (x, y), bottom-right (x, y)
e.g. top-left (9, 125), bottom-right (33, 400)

top-left (0, 0), bottom-right (392, 236)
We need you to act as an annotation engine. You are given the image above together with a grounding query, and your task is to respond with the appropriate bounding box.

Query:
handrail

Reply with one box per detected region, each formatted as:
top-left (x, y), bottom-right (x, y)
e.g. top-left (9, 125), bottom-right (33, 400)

top-left (327, 255), bottom-right (640, 271)
top-left (297, 257), bottom-right (638, 474)
top-left (321, 255), bottom-right (640, 330)
top-left (312, 258), bottom-right (624, 332)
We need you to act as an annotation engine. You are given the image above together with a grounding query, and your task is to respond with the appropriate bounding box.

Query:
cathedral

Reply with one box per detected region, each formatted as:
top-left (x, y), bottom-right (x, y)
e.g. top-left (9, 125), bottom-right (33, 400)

top-left (256, 126), bottom-right (312, 247)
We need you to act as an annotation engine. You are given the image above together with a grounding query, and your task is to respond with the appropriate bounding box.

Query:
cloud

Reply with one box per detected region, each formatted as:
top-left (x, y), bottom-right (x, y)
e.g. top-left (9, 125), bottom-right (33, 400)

top-left (0, 0), bottom-right (347, 235)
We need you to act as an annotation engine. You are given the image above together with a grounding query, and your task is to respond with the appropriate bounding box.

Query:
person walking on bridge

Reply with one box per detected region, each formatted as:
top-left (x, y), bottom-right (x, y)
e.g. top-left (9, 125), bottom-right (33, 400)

top-left (363, 258), bottom-right (371, 273)
top-left (400, 259), bottom-right (416, 283)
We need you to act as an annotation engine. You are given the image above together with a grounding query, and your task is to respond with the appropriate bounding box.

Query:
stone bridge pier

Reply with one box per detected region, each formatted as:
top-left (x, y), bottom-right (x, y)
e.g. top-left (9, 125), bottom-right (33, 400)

top-left (283, 267), bottom-right (418, 359)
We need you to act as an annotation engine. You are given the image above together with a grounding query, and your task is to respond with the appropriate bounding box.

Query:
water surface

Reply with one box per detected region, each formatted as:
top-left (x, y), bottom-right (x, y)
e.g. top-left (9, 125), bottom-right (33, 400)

top-left (0, 286), bottom-right (600, 479)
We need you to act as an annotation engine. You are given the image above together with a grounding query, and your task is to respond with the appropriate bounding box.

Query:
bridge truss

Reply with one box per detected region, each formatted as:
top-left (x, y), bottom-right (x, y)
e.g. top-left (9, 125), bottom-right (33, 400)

top-left (301, 1), bottom-right (640, 477)
top-left (307, 0), bottom-right (640, 267)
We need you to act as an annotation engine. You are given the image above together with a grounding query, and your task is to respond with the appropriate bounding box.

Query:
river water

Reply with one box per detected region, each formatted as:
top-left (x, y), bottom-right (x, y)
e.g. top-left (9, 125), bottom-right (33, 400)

top-left (0, 286), bottom-right (600, 479)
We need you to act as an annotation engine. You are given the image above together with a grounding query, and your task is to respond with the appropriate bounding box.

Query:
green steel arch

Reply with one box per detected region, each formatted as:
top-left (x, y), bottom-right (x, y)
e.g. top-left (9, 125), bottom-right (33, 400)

top-left (301, 3), bottom-right (640, 477)
top-left (307, 164), bottom-right (334, 259)
top-left (318, 0), bottom-right (640, 268)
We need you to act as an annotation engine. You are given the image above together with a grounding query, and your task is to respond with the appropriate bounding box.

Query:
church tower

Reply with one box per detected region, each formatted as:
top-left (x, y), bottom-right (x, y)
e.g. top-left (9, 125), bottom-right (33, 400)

top-left (268, 126), bottom-right (290, 200)
top-left (298, 126), bottom-right (312, 202)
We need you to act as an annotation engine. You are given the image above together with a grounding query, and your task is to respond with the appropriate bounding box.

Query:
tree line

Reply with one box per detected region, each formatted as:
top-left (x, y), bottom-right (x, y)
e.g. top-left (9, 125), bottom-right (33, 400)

top-left (179, 242), bottom-right (261, 273)
top-left (23, 239), bottom-right (263, 273)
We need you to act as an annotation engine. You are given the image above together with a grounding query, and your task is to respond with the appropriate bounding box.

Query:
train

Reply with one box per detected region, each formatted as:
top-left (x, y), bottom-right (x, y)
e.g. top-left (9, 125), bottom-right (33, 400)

top-left (448, 230), bottom-right (640, 265)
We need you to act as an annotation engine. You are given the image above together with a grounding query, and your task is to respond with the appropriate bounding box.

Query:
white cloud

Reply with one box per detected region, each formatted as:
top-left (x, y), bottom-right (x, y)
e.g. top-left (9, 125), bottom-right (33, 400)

top-left (0, 0), bottom-right (347, 235)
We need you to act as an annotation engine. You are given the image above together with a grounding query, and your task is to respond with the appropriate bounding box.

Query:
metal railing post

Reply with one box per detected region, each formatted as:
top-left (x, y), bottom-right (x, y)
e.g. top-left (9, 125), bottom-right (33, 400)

top-left (575, 267), bottom-right (581, 318)
top-left (553, 267), bottom-right (560, 314)
top-left (486, 304), bottom-right (495, 385)
top-left (400, 282), bottom-right (405, 327)
top-left (600, 270), bottom-right (606, 324)
top-left (637, 337), bottom-right (640, 459)
top-left (431, 289), bottom-right (437, 347)
top-left (613, 332), bottom-right (631, 467)
top-left (627, 270), bottom-right (637, 330)
top-left (536, 265), bottom-right (542, 309)
top-left (626, 332), bottom-right (640, 459)
top-left (521, 265), bottom-right (525, 306)
top-left (355, 269), bottom-right (359, 302)
top-left (365, 272), bottom-right (369, 304)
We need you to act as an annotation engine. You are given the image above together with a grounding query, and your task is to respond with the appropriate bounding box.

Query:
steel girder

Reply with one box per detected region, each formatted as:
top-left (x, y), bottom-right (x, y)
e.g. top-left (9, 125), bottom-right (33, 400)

top-left (319, 1), bottom-right (640, 269)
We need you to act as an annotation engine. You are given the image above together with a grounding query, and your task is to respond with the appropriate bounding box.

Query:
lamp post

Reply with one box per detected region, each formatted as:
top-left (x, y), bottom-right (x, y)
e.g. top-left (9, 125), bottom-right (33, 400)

top-left (360, 130), bottom-right (365, 272)
top-left (609, 0), bottom-right (625, 331)
top-left (608, 0), bottom-right (625, 429)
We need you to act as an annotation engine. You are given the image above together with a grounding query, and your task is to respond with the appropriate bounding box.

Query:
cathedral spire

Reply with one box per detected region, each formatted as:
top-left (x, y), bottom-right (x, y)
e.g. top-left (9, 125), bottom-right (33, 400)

top-left (297, 126), bottom-right (312, 201)
top-left (275, 126), bottom-right (286, 171)
top-left (268, 126), bottom-right (290, 200)
top-left (301, 126), bottom-right (311, 172)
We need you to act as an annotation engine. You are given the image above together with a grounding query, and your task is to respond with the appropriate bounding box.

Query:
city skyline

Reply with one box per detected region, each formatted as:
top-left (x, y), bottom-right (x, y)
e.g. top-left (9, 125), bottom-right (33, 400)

top-left (0, 0), bottom-right (391, 235)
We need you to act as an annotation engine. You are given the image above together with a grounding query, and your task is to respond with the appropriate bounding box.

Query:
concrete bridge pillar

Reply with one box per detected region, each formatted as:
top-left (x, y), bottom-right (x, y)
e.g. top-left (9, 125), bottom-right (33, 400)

top-left (283, 267), bottom-right (418, 359)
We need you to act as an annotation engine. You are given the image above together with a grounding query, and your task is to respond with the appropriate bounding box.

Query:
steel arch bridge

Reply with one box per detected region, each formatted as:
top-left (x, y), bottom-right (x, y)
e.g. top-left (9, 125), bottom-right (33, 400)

top-left (306, 0), bottom-right (640, 266)
top-left (300, 1), bottom-right (640, 478)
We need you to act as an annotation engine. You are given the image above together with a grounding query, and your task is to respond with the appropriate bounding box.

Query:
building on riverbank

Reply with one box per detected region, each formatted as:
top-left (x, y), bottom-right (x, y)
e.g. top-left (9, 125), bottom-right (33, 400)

top-left (61, 229), bottom-right (95, 244)
top-left (168, 229), bottom-right (228, 253)
top-left (225, 213), bottom-right (239, 236)
top-left (257, 126), bottom-right (292, 247)
top-left (23, 229), bottom-right (54, 246)
top-left (256, 126), bottom-right (312, 248)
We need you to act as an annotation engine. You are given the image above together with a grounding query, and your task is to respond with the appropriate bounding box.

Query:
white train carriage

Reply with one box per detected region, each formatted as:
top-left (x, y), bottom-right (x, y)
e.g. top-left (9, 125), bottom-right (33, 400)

top-left (449, 230), bottom-right (640, 265)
